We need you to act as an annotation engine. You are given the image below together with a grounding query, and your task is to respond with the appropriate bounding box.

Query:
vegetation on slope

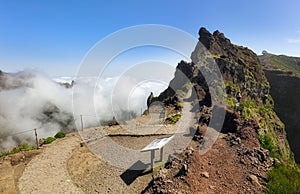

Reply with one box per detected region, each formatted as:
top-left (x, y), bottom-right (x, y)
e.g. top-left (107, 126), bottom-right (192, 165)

top-left (224, 81), bottom-right (300, 193)
top-left (258, 52), bottom-right (300, 193)
top-left (259, 52), bottom-right (300, 77)
top-left (0, 143), bottom-right (35, 157)
top-left (266, 163), bottom-right (300, 193)
top-left (0, 131), bottom-right (67, 157)
top-left (43, 137), bottom-right (56, 144)
top-left (224, 78), bottom-right (300, 191)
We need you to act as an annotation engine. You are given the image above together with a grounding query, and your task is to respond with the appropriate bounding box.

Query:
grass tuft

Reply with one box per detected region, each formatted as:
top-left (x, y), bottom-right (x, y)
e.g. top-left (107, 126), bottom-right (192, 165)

top-left (0, 143), bottom-right (35, 157)
top-left (266, 164), bottom-right (300, 194)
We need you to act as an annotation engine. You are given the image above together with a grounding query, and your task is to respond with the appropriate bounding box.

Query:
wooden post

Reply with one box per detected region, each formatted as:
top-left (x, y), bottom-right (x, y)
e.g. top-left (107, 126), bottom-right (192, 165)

top-left (150, 150), bottom-right (155, 172)
top-left (34, 128), bottom-right (39, 149)
top-left (80, 114), bottom-right (83, 131)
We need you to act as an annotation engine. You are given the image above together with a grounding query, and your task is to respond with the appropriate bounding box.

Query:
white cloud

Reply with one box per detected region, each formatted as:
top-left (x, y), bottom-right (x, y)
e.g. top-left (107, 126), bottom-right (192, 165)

top-left (0, 71), bottom-right (169, 150)
top-left (287, 38), bottom-right (300, 43)
top-left (52, 76), bottom-right (74, 83)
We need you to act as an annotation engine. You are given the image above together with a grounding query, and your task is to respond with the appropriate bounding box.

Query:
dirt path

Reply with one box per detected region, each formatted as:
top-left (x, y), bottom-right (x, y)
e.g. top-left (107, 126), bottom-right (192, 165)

top-left (16, 88), bottom-right (196, 194)
top-left (66, 88), bottom-right (197, 193)
top-left (68, 144), bottom-right (154, 194)
top-left (18, 134), bottom-right (83, 194)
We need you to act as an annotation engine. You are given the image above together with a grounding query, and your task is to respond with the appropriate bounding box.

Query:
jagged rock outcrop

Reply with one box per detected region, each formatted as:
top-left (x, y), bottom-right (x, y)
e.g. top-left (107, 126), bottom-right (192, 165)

top-left (59, 80), bottom-right (74, 88)
top-left (193, 27), bottom-right (270, 101)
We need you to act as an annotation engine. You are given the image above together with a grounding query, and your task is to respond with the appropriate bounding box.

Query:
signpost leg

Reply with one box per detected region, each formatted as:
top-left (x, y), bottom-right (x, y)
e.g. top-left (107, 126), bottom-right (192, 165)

top-left (160, 147), bottom-right (163, 162)
top-left (151, 150), bottom-right (155, 171)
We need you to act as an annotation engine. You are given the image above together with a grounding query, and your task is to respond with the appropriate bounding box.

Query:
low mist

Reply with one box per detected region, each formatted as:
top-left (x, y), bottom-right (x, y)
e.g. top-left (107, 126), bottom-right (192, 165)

top-left (0, 70), bottom-right (167, 151)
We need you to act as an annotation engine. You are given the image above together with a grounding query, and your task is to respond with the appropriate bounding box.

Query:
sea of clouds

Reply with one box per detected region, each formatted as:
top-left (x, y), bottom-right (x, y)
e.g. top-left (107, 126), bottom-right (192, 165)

top-left (0, 71), bottom-right (169, 150)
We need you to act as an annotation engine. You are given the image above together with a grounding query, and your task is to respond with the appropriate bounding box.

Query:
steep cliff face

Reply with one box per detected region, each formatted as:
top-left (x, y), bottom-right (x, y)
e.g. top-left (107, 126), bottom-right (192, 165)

top-left (259, 53), bottom-right (300, 163)
top-left (144, 28), bottom-right (298, 193)
top-left (263, 71), bottom-right (300, 164)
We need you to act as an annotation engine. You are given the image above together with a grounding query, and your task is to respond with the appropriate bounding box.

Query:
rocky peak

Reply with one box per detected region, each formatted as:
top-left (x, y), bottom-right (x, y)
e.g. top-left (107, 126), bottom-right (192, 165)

top-left (198, 27), bottom-right (214, 49)
top-left (149, 28), bottom-right (272, 119)
top-left (198, 27), bottom-right (231, 52)
top-left (193, 27), bottom-right (270, 102)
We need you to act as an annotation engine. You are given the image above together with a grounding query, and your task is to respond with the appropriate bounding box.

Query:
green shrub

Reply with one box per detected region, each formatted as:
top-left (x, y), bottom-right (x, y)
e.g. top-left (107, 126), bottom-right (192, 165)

top-left (259, 134), bottom-right (274, 152)
top-left (259, 134), bottom-right (280, 158)
top-left (224, 81), bottom-right (239, 96)
top-left (177, 102), bottom-right (183, 109)
top-left (166, 114), bottom-right (181, 124)
top-left (225, 97), bottom-right (236, 109)
top-left (43, 137), bottom-right (56, 144)
top-left (19, 143), bottom-right (35, 151)
top-left (266, 164), bottom-right (300, 193)
top-left (54, 131), bottom-right (66, 138)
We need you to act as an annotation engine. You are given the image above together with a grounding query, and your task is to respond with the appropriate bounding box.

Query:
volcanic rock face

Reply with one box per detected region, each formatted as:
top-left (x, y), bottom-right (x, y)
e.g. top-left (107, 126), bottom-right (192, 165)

top-left (193, 27), bottom-right (270, 100)
top-left (143, 27), bottom-right (294, 193)
top-left (197, 27), bottom-right (233, 55)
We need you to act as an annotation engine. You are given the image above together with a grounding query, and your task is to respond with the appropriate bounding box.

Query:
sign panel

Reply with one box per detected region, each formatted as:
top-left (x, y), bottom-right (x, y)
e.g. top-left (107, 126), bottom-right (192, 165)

top-left (142, 136), bottom-right (173, 151)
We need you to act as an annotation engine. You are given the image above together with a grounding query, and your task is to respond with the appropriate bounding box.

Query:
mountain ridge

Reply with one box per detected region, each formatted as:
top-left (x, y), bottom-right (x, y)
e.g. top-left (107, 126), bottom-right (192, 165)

top-left (144, 27), bottom-right (299, 193)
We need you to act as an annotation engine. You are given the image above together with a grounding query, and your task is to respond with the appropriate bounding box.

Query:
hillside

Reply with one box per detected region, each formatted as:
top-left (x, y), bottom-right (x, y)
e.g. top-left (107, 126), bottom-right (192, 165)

top-left (144, 28), bottom-right (299, 193)
top-left (259, 52), bottom-right (300, 77)
top-left (259, 53), bottom-right (300, 163)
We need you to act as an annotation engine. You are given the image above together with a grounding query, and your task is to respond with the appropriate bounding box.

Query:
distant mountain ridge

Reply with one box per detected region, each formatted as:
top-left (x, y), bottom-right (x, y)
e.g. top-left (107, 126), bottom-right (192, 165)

top-left (259, 52), bottom-right (300, 77)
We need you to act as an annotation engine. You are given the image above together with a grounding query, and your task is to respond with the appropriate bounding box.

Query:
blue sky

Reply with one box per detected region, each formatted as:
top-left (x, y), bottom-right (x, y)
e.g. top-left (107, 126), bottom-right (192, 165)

top-left (0, 0), bottom-right (300, 76)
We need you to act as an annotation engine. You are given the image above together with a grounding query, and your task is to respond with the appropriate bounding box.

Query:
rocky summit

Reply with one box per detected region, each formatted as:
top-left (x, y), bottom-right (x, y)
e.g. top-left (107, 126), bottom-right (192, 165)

top-left (144, 27), bottom-right (299, 193)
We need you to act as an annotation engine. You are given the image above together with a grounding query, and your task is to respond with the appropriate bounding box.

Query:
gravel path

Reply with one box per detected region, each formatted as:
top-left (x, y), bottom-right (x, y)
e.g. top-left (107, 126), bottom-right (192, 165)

top-left (18, 134), bottom-right (83, 194)
top-left (68, 144), bottom-right (153, 194)
top-left (66, 88), bottom-right (198, 193)
top-left (17, 89), bottom-right (196, 194)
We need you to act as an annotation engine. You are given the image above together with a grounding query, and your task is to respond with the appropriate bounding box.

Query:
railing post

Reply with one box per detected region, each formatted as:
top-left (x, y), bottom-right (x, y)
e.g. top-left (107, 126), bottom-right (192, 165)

top-left (34, 128), bottom-right (39, 149)
top-left (80, 114), bottom-right (83, 131)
